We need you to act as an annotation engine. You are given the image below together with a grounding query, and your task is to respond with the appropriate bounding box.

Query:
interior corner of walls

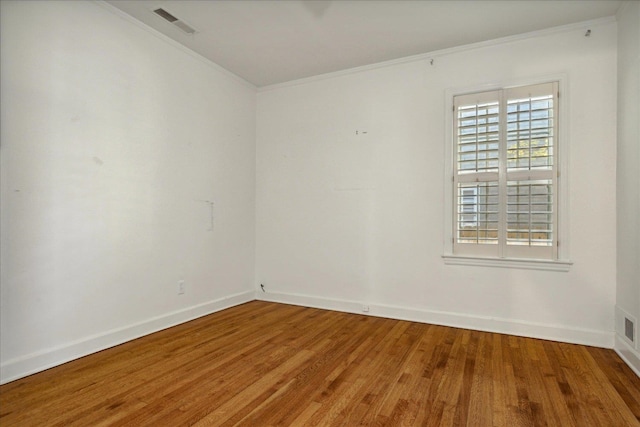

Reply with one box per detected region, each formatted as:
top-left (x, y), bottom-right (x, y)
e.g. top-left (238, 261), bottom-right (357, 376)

top-left (94, 0), bottom-right (255, 91)
top-left (615, 335), bottom-right (640, 377)
top-left (0, 291), bottom-right (254, 385)
top-left (258, 292), bottom-right (364, 315)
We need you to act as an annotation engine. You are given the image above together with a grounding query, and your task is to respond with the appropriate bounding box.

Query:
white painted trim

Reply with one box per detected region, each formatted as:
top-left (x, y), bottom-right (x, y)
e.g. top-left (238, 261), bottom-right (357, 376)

top-left (442, 255), bottom-right (572, 272)
top-left (259, 17), bottom-right (615, 92)
top-left (615, 335), bottom-right (640, 377)
top-left (443, 74), bottom-right (571, 267)
top-left (256, 291), bottom-right (612, 348)
top-left (93, 1), bottom-right (256, 90)
top-left (2, 289), bottom-right (617, 384)
top-left (0, 291), bottom-right (254, 385)
top-left (257, 291), bottom-right (364, 315)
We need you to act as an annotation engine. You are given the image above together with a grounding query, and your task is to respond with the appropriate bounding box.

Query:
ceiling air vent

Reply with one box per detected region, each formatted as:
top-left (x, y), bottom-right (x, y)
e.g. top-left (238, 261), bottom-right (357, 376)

top-left (153, 8), bottom-right (197, 34)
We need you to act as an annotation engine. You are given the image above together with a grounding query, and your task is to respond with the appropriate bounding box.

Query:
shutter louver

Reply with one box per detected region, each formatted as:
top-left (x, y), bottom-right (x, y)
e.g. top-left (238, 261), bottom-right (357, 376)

top-left (453, 82), bottom-right (558, 259)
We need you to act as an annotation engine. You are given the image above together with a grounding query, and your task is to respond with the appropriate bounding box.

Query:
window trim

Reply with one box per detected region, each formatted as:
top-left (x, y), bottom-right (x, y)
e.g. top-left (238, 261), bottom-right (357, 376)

top-left (441, 254), bottom-right (572, 272)
top-left (443, 75), bottom-right (572, 271)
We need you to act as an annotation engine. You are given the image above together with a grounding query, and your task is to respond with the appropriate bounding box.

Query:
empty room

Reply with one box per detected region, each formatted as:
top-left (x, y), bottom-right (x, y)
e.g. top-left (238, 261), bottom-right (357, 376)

top-left (1, 0), bottom-right (639, 425)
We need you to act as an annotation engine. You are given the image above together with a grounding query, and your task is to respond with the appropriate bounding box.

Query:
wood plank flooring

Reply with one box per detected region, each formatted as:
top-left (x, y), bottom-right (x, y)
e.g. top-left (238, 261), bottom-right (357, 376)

top-left (1, 301), bottom-right (639, 426)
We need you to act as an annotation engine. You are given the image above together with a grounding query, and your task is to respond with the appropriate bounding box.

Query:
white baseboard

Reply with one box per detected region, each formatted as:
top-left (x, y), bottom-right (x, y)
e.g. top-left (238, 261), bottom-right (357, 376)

top-left (0, 291), bottom-right (254, 385)
top-left (257, 291), bottom-right (614, 349)
top-left (615, 334), bottom-right (640, 377)
top-left (2, 290), bottom-right (619, 385)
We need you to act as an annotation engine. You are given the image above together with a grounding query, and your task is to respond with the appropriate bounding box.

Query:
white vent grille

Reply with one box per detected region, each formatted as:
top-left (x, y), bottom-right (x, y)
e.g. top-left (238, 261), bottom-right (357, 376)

top-left (173, 20), bottom-right (196, 34)
top-left (153, 8), bottom-right (177, 22)
top-left (626, 318), bottom-right (635, 343)
top-left (153, 8), bottom-right (197, 34)
top-left (616, 305), bottom-right (637, 348)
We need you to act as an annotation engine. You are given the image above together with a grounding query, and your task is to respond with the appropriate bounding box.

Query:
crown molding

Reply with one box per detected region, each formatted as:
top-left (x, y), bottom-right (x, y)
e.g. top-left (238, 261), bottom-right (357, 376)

top-left (259, 16), bottom-right (616, 93)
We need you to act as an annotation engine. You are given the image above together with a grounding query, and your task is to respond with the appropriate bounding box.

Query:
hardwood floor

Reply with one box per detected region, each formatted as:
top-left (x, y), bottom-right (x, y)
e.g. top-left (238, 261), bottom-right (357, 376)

top-left (1, 301), bottom-right (639, 426)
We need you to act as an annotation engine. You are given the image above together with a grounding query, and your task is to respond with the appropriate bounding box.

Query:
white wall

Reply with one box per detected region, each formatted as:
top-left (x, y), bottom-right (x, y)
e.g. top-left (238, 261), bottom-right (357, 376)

top-left (615, 0), bottom-right (640, 374)
top-left (0, 0), bottom-right (628, 384)
top-left (256, 20), bottom-right (618, 346)
top-left (0, 1), bottom-right (256, 383)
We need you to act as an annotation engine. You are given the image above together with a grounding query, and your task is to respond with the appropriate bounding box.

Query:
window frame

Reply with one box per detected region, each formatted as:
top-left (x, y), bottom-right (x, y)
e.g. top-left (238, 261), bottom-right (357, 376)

top-left (442, 76), bottom-right (572, 271)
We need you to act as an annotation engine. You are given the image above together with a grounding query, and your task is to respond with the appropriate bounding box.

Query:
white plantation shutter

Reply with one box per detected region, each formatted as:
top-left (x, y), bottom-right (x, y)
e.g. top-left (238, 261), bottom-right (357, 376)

top-left (453, 82), bottom-right (558, 260)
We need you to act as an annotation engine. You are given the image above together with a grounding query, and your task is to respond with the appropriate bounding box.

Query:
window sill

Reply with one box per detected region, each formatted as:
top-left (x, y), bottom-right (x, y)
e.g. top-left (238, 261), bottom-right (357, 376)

top-left (442, 255), bottom-right (572, 272)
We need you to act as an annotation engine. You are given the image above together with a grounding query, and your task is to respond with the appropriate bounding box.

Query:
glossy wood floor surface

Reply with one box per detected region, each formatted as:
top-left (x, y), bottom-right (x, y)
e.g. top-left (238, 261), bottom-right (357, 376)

top-left (1, 301), bottom-right (639, 426)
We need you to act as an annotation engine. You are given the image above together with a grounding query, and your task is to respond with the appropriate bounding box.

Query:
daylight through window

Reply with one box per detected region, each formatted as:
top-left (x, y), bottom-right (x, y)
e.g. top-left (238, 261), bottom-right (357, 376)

top-left (453, 82), bottom-right (559, 260)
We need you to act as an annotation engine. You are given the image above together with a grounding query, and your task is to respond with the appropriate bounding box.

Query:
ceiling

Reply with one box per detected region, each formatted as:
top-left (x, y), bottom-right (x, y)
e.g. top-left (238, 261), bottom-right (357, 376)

top-left (107, 0), bottom-right (622, 87)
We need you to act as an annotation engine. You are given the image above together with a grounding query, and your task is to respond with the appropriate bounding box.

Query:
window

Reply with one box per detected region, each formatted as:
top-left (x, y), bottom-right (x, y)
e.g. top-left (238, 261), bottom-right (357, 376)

top-left (446, 81), bottom-right (569, 267)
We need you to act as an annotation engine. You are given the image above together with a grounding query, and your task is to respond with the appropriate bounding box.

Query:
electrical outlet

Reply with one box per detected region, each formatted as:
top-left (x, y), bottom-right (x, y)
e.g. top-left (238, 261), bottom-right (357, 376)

top-left (178, 280), bottom-right (185, 295)
top-left (362, 305), bottom-right (370, 313)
